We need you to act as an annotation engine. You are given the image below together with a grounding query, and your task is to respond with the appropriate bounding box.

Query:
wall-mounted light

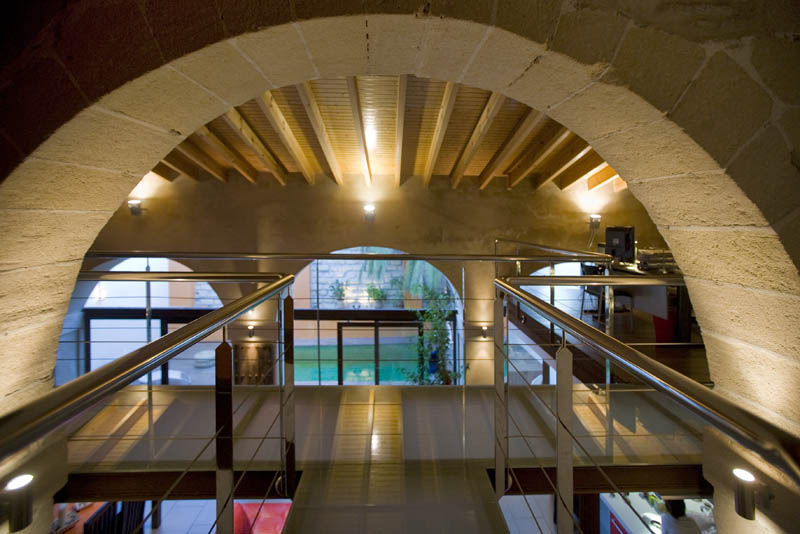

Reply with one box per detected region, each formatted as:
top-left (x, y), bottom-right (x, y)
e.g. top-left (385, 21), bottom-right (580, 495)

top-left (363, 203), bottom-right (376, 222)
top-left (247, 323), bottom-right (255, 338)
top-left (3, 474), bottom-right (34, 532)
top-left (733, 468), bottom-right (756, 520)
top-left (481, 326), bottom-right (488, 339)
top-left (589, 213), bottom-right (602, 230)
top-left (128, 198), bottom-right (143, 216)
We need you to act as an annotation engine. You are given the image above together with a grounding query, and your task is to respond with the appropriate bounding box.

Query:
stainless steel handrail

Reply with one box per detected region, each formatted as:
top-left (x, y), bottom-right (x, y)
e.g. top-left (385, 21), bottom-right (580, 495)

top-left (494, 237), bottom-right (612, 261)
top-left (84, 251), bottom-right (603, 263)
top-left (77, 271), bottom-right (285, 282)
top-left (0, 274), bottom-right (294, 462)
top-left (495, 278), bottom-right (800, 488)
top-left (504, 275), bottom-right (684, 286)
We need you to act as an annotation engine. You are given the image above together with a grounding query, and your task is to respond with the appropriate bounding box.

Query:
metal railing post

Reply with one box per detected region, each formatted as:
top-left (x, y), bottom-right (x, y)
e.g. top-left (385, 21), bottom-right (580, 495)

top-left (282, 293), bottom-right (296, 497)
top-left (493, 290), bottom-right (508, 499)
top-left (556, 331), bottom-right (574, 534)
top-left (215, 338), bottom-right (234, 534)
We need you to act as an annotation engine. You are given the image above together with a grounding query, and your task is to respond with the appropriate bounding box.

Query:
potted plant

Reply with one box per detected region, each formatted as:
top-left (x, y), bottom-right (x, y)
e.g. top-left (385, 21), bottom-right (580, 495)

top-left (367, 284), bottom-right (387, 307)
top-left (329, 280), bottom-right (346, 307)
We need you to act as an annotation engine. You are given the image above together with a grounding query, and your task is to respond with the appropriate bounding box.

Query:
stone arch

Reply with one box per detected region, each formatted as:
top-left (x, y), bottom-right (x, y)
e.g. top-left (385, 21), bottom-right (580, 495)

top-left (0, 6), bottom-right (798, 437)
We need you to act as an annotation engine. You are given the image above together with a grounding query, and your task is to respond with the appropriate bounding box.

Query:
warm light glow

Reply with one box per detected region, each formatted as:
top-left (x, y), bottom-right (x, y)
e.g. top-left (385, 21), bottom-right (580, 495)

top-left (4, 474), bottom-right (33, 491)
top-left (363, 203), bottom-right (376, 214)
top-left (127, 199), bottom-right (142, 207)
top-left (481, 326), bottom-right (488, 339)
top-left (733, 468), bottom-right (756, 482)
top-left (365, 125), bottom-right (377, 150)
top-left (589, 214), bottom-right (602, 221)
top-left (573, 187), bottom-right (610, 215)
top-left (130, 171), bottom-right (168, 200)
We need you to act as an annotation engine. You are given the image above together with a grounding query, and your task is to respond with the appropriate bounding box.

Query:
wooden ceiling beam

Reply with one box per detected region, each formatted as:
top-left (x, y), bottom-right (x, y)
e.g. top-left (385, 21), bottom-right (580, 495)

top-left (192, 126), bottom-right (258, 184)
top-left (257, 91), bottom-right (316, 185)
top-left (346, 77), bottom-right (373, 187)
top-left (296, 82), bottom-right (343, 186)
top-left (423, 81), bottom-right (458, 187)
top-left (587, 163), bottom-right (618, 190)
top-left (479, 109), bottom-right (546, 190)
top-left (533, 135), bottom-right (591, 191)
top-left (161, 150), bottom-right (200, 181)
top-left (394, 74), bottom-right (408, 188)
top-left (613, 176), bottom-right (628, 192)
top-left (556, 150), bottom-right (607, 191)
top-left (152, 162), bottom-right (180, 181)
top-left (507, 126), bottom-right (572, 188)
top-left (174, 139), bottom-right (227, 183)
top-left (450, 92), bottom-right (505, 189)
top-left (219, 108), bottom-right (286, 186)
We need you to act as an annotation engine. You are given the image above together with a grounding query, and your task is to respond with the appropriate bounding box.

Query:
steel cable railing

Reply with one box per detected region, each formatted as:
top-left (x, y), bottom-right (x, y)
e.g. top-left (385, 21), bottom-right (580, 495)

top-left (0, 274), bottom-right (294, 462)
top-left (495, 277), bottom-right (800, 490)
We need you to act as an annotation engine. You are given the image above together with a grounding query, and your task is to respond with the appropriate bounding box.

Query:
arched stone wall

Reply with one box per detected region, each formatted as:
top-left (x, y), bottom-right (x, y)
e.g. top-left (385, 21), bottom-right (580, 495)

top-left (0, 4), bottom-right (798, 439)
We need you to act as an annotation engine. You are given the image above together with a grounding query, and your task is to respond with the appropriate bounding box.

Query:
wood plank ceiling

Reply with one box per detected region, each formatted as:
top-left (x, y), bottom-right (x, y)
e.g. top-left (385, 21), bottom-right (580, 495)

top-left (155, 75), bottom-right (626, 194)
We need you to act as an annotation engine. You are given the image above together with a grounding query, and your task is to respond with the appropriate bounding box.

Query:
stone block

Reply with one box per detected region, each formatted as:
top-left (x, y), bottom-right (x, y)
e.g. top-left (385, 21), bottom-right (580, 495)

top-left (727, 125), bottom-right (800, 226)
top-left (172, 40), bottom-right (270, 107)
top-left (751, 36), bottom-right (800, 106)
top-left (703, 331), bottom-right (800, 432)
top-left (235, 24), bottom-right (319, 88)
top-left (0, 261), bottom-right (80, 332)
top-left (366, 15), bottom-right (424, 75)
top-left (33, 107), bottom-right (180, 175)
top-left (773, 207), bottom-right (800, 272)
top-left (551, 8), bottom-right (628, 66)
top-left (686, 277), bottom-right (800, 360)
top-left (461, 28), bottom-right (546, 93)
top-left (214, 0), bottom-right (293, 36)
top-left (0, 314), bottom-right (64, 416)
top-left (593, 117), bottom-right (720, 182)
top-left (0, 209), bottom-right (112, 271)
top-left (504, 51), bottom-right (600, 112)
top-left (141, 0), bottom-right (224, 63)
top-left (98, 65), bottom-right (227, 135)
top-left (661, 227), bottom-right (800, 294)
top-left (549, 81), bottom-right (664, 144)
top-left (414, 18), bottom-right (487, 82)
top-left (54, 0), bottom-right (163, 101)
top-left (670, 51), bottom-right (773, 166)
top-left (627, 172), bottom-right (767, 227)
top-left (298, 16), bottom-right (368, 79)
top-left (0, 53), bottom-right (87, 156)
top-left (495, 0), bottom-right (561, 45)
top-left (604, 25), bottom-right (705, 112)
top-left (0, 159), bottom-right (138, 211)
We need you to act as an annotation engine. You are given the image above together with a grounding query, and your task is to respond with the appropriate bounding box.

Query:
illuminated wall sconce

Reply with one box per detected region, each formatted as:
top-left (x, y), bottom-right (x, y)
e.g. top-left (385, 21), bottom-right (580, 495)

top-left (128, 198), bottom-right (143, 216)
top-left (589, 213), bottom-right (602, 230)
top-left (3, 474), bottom-right (34, 532)
top-left (481, 326), bottom-right (488, 339)
top-left (247, 324), bottom-right (255, 338)
top-left (733, 468), bottom-right (756, 520)
top-left (363, 203), bottom-right (376, 222)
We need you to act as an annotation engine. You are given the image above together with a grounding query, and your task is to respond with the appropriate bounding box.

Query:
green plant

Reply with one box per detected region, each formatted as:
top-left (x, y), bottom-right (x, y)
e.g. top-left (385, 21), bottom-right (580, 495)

top-left (404, 285), bottom-right (462, 385)
top-left (329, 280), bottom-right (346, 301)
top-left (367, 284), bottom-right (387, 302)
